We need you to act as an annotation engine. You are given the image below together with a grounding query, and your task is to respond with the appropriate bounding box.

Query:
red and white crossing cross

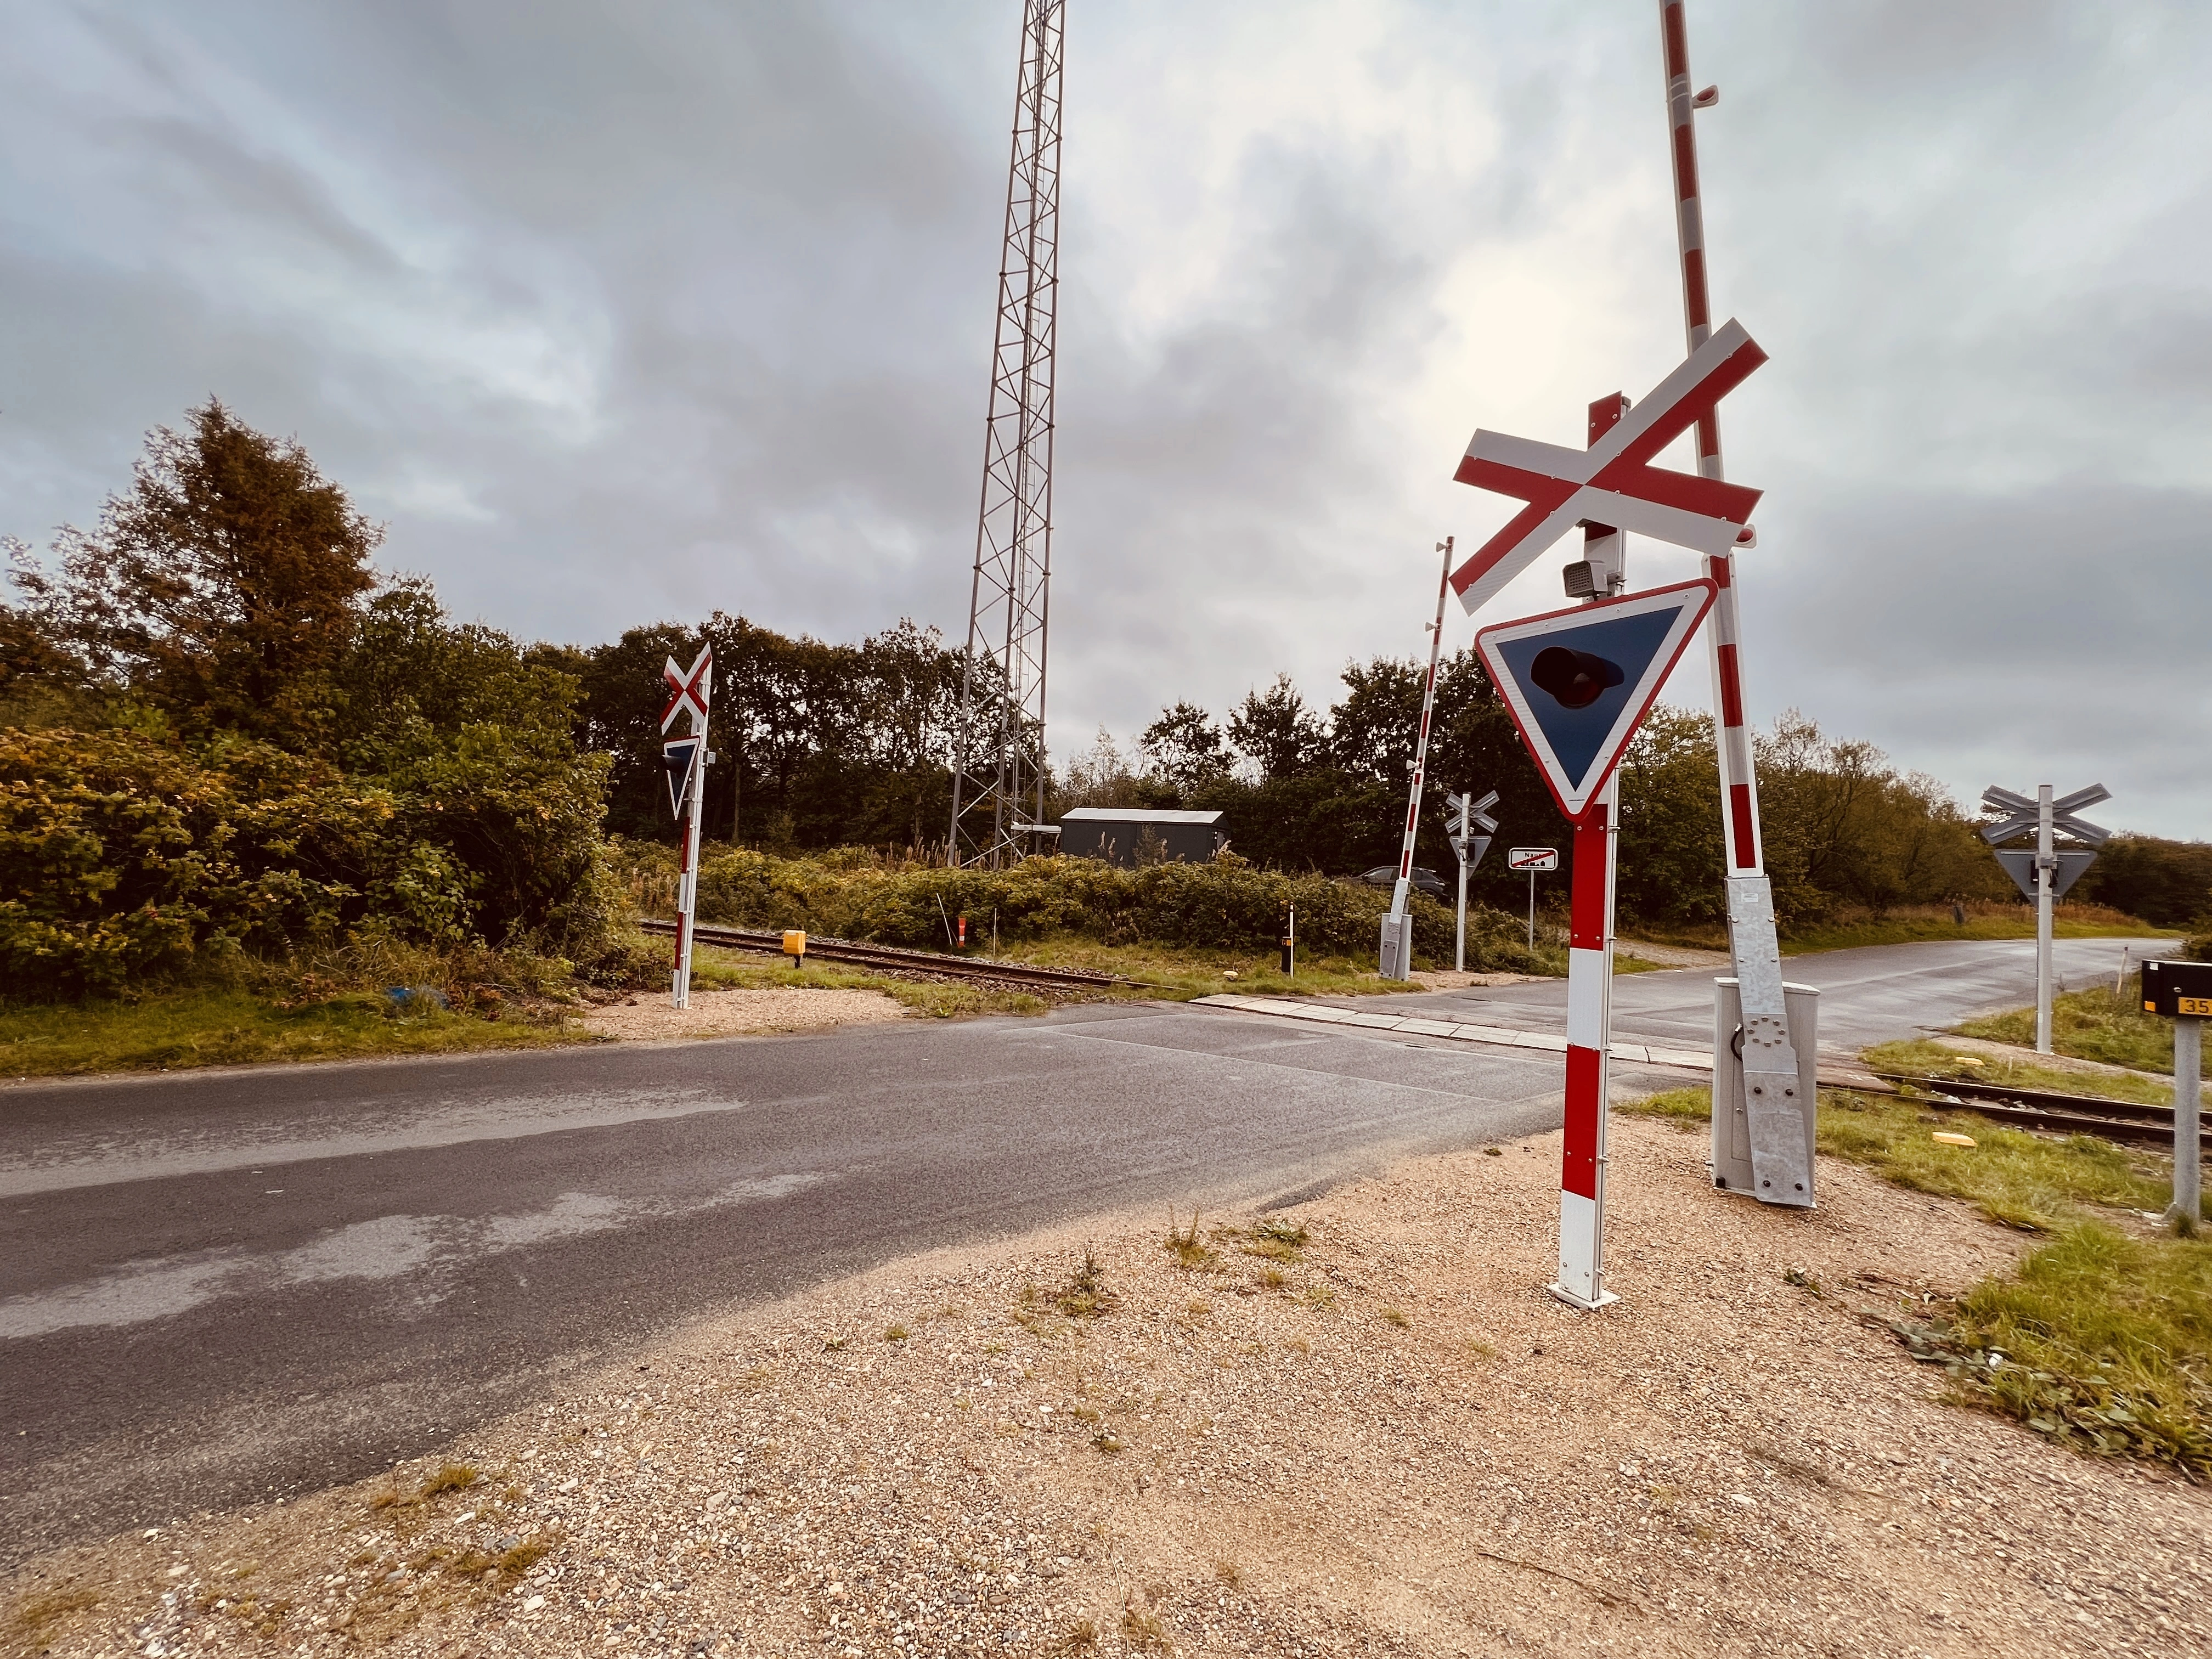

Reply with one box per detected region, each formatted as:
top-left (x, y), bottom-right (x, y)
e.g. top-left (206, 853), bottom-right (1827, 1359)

top-left (1448, 319), bottom-right (1769, 616)
top-left (660, 644), bottom-right (714, 734)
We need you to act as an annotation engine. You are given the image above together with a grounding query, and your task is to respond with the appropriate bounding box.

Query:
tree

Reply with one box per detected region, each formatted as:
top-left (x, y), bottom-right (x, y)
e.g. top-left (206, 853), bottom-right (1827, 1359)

top-left (15, 400), bottom-right (381, 748)
top-left (1327, 658), bottom-right (1425, 785)
top-left (1139, 701), bottom-right (1232, 792)
top-left (1228, 674), bottom-right (1328, 782)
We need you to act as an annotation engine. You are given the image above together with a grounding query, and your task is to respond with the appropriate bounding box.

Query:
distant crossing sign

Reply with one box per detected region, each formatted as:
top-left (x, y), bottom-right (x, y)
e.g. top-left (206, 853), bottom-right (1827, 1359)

top-left (1508, 848), bottom-right (1559, 872)
top-left (1477, 580), bottom-right (1718, 821)
top-left (1449, 320), bottom-right (1767, 616)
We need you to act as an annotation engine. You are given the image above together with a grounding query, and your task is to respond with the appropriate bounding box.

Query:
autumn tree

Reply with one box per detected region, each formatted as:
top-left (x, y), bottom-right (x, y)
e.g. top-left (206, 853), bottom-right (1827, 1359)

top-left (15, 400), bottom-right (381, 747)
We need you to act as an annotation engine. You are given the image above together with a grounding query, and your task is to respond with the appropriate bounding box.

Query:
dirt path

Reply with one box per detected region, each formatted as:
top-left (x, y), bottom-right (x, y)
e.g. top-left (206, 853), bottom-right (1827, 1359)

top-left (9, 1118), bottom-right (2208, 1658)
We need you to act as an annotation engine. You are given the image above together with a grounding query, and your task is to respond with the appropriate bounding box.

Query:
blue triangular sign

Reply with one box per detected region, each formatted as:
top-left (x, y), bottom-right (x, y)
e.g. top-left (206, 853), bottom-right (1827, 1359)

top-left (1476, 579), bottom-right (1717, 822)
top-left (662, 737), bottom-right (703, 819)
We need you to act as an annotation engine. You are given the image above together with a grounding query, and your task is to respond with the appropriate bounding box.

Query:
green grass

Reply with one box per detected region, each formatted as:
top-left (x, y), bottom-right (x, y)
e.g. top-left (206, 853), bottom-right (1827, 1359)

top-left (1622, 1082), bottom-right (2211, 1476)
top-left (1862, 1038), bottom-right (2172, 1107)
top-left (962, 934), bottom-right (1564, 999)
top-left (1778, 902), bottom-right (2173, 957)
top-left (0, 988), bottom-right (579, 1080)
top-left (1953, 981), bottom-right (2177, 1075)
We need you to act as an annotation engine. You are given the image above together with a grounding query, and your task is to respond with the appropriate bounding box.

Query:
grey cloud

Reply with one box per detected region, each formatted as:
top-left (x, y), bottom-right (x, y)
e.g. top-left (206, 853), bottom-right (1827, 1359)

top-left (2, 0), bottom-right (2205, 840)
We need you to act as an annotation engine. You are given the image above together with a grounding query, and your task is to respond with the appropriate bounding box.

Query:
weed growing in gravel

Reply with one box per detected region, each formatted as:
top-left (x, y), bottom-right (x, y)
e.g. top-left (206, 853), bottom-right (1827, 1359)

top-left (1301, 1283), bottom-right (1336, 1312)
top-left (1243, 1217), bottom-right (1308, 1261)
top-left (1120, 1593), bottom-right (1169, 1648)
top-left (1164, 1210), bottom-right (1220, 1271)
top-left (1214, 1560), bottom-right (1244, 1588)
top-left (884, 1325), bottom-right (910, 1342)
top-left (1380, 1306), bottom-right (1410, 1328)
top-left (1465, 1336), bottom-right (1500, 1362)
top-left (1259, 1266), bottom-right (1288, 1289)
top-left (1055, 1251), bottom-right (1120, 1318)
top-left (1065, 1615), bottom-right (1099, 1649)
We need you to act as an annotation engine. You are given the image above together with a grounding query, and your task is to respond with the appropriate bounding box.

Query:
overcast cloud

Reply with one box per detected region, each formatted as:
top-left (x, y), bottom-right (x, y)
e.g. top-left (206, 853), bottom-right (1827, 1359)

top-left (4, 1), bottom-right (2207, 834)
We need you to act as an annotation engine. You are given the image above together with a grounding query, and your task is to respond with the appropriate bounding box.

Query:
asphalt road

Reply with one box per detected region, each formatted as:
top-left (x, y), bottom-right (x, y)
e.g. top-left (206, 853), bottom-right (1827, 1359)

top-left (0, 933), bottom-right (2163, 1563)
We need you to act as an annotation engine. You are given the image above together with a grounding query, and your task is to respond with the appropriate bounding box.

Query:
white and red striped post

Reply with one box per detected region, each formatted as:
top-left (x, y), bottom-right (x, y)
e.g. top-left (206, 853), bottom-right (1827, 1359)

top-left (1556, 397), bottom-right (1627, 1309)
top-left (1657, 0), bottom-right (1812, 1206)
top-left (1381, 537), bottom-right (1455, 980)
top-left (661, 647), bottom-right (715, 1010)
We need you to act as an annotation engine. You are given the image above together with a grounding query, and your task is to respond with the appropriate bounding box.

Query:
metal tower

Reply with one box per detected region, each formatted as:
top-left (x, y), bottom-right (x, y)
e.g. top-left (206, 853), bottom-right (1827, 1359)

top-left (949, 0), bottom-right (1064, 868)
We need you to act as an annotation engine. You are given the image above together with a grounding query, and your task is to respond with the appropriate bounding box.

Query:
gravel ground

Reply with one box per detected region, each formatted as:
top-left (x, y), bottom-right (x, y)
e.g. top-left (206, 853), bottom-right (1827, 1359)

top-left (577, 989), bottom-right (907, 1043)
top-left (9, 1116), bottom-right (2209, 1659)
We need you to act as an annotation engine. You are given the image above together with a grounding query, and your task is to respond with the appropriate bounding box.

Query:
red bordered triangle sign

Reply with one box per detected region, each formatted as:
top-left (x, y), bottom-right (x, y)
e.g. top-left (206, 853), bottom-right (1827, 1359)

top-left (1476, 581), bottom-right (1717, 822)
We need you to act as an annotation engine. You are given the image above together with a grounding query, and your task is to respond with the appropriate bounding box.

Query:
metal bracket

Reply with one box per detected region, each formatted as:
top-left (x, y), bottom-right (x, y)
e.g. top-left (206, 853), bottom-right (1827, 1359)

top-left (1726, 875), bottom-right (1813, 1207)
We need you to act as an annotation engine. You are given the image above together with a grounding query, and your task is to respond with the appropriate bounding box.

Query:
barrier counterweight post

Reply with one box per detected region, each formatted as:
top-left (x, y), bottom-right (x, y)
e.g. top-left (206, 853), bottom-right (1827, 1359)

top-left (1554, 784), bottom-right (1619, 1310)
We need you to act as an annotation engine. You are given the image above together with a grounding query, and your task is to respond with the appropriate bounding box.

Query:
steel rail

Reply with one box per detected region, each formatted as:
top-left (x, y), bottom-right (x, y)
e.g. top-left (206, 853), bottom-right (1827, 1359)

top-left (1872, 1071), bottom-right (2206, 1152)
top-left (636, 917), bottom-right (1127, 990)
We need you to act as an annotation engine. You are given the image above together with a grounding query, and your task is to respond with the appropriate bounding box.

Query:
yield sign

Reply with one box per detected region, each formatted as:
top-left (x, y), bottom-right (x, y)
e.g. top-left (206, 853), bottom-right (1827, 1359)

top-left (1449, 319), bottom-right (1767, 616)
top-left (662, 736), bottom-right (703, 819)
top-left (1993, 849), bottom-right (2097, 902)
top-left (661, 644), bottom-right (714, 733)
top-left (1476, 580), bottom-right (1717, 821)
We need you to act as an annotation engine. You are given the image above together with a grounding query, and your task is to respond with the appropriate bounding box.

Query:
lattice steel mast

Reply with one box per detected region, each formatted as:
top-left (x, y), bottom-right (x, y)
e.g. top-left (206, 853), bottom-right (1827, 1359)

top-left (949, 0), bottom-right (1065, 868)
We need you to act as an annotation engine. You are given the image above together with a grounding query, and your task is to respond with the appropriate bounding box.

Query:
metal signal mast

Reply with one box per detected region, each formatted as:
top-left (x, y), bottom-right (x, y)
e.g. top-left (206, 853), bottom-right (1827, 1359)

top-left (949, 0), bottom-right (1065, 868)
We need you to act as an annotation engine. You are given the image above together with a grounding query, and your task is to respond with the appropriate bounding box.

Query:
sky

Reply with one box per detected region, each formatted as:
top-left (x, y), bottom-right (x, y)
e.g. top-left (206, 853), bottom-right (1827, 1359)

top-left (4, 1), bottom-right (2208, 836)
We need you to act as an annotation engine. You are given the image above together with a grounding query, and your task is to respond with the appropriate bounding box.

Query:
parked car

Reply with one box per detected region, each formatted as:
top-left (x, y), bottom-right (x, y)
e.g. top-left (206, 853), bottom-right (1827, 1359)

top-left (1356, 865), bottom-right (1451, 901)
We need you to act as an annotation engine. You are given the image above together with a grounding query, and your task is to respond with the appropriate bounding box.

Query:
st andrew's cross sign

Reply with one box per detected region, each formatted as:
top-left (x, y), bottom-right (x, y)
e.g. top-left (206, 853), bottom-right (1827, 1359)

top-left (1448, 319), bottom-right (1768, 617)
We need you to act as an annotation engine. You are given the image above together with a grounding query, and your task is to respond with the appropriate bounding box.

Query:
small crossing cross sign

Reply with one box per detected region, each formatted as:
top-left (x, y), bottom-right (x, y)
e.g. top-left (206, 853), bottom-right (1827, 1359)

top-left (660, 645), bottom-right (714, 734)
top-left (1444, 789), bottom-right (1498, 868)
top-left (1477, 580), bottom-right (1717, 821)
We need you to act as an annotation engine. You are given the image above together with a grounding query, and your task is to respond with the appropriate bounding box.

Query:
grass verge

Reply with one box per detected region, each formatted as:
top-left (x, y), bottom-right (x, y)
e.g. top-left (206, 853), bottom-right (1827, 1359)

top-left (1862, 1038), bottom-right (2172, 1107)
top-left (1776, 901), bottom-right (2172, 956)
top-left (1953, 980), bottom-right (2177, 1075)
top-left (1622, 1084), bottom-right (2210, 1477)
top-left (0, 988), bottom-right (579, 1081)
top-left (960, 934), bottom-right (1563, 999)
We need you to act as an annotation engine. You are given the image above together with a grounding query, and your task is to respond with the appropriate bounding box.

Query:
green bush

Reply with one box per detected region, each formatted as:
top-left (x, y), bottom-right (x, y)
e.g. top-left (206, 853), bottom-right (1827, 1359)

top-left (691, 848), bottom-right (1548, 972)
top-left (1, 721), bottom-right (625, 997)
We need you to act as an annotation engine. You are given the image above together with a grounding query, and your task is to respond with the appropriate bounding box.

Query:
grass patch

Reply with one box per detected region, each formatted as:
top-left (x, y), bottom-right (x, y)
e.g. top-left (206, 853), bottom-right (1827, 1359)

top-left (1623, 1081), bottom-right (2212, 1477)
top-left (1623, 1084), bottom-right (2175, 1231)
top-left (1379, 1306), bottom-right (1410, 1328)
top-left (0, 987), bottom-right (578, 1080)
top-left (1864, 1038), bottom-right (2172, 1105)
top-left (1940, 1222), bottom-right (2212, 1476)
top-left (1951, 980), bottom-right (2177, 1076)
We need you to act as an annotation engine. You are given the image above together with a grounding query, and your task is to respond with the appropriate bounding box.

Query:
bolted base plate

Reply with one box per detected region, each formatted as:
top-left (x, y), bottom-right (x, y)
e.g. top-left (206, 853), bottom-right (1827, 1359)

top-left (1548, 1283), bottom-right (1621, 1312)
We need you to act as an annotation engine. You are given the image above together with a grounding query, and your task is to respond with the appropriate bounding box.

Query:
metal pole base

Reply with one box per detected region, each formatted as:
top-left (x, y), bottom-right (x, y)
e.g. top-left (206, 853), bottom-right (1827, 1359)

top-left (1548, 1282), bottom-right (1621, 1312)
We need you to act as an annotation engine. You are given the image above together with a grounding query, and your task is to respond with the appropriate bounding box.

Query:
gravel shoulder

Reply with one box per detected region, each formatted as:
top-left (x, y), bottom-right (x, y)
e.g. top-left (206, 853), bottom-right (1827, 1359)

top-left (576, 988), bottom-right (907, 1042)
top-left (9, 1116), bottom-right (2210, 1658)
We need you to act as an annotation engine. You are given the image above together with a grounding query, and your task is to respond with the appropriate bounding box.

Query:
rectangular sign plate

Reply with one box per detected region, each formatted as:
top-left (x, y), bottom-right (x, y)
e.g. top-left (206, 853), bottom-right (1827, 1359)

top-left (2181, 996), bottom-right (2212, 1018)
top-left (1508, 848), bottom-right (1559, 871)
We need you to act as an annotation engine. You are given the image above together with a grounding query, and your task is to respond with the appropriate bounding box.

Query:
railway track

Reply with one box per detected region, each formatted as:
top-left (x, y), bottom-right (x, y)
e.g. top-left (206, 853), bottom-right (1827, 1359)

top-left (1872, 1071), bottom-right (2204, 1153)
top-left (636, 917), bottom-right (1130, 991)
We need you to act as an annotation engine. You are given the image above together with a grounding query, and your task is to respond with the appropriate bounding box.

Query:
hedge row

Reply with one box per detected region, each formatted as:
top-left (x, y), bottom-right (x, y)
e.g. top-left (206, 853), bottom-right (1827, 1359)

top-left (691, 849), bottom-right (1550, 973)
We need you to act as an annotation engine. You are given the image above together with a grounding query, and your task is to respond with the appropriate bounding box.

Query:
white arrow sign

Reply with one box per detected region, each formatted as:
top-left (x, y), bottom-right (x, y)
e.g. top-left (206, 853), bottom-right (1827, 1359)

top-left (1449, 320), bottom-right (1769, 616)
